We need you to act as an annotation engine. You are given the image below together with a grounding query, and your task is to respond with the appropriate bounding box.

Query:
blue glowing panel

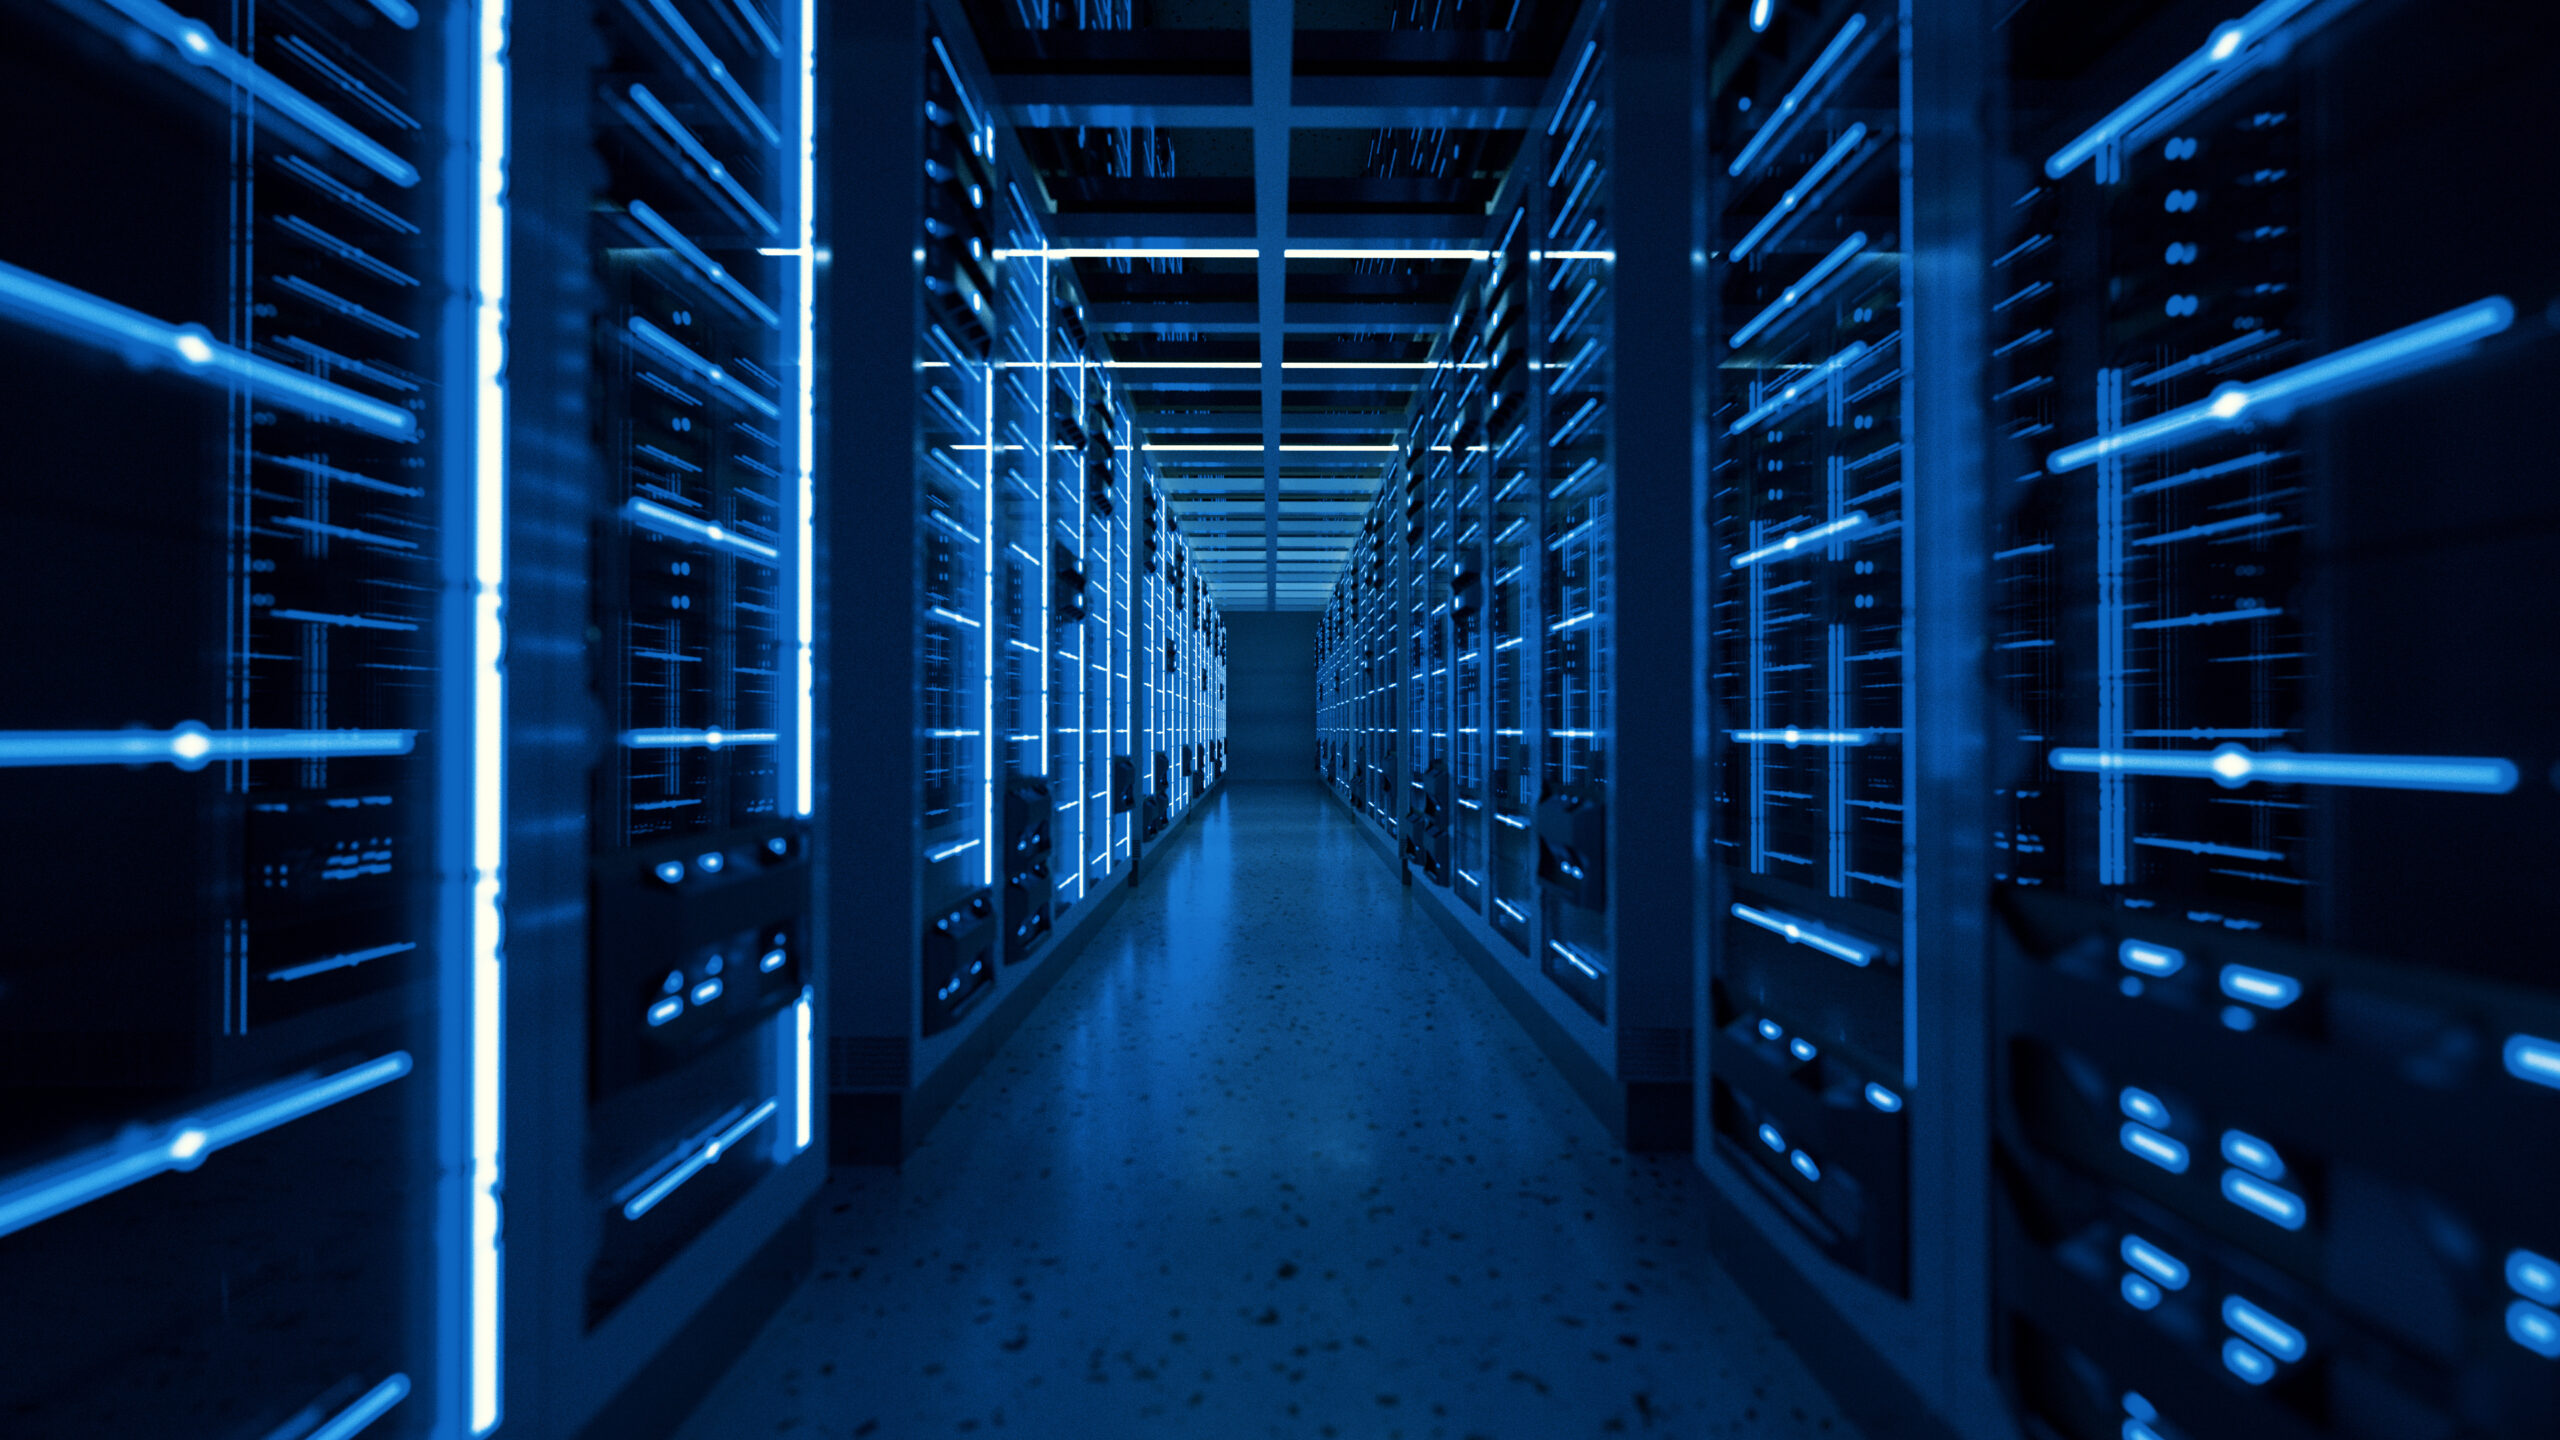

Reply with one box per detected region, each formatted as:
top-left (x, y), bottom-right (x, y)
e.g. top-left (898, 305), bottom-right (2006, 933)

top-left (584, 0), bottom-right (807, 1327)
top-left (0, 3), bottom-right (465, 1433)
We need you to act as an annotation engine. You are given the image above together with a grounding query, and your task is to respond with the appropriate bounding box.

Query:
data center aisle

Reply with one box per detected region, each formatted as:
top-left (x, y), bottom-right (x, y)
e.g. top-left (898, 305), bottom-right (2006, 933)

top-left (674, 784), bottom-right (1854, 1440)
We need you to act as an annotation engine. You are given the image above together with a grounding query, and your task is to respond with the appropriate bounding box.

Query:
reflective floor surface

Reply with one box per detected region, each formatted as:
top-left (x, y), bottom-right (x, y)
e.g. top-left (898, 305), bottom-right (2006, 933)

top-left (673, 782), bottom-right (1857, 1439)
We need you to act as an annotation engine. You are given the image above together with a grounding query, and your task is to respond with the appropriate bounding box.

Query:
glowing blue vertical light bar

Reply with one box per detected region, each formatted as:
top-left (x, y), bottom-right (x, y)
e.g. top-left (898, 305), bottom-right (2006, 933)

top-left (791, 0), bottom-right (816, 818)
top-left (983, 366), bottom-right (997, 887)
top-left (468, 1), bottom-right (508, 1432)
top-left (1039, 261), bottom-right (1051, 779)
top-left (793, 988), bottom-right (812, 1150)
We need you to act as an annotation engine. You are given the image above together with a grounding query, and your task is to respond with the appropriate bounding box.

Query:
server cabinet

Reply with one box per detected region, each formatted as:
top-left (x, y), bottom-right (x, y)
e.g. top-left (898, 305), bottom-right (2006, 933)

top-left (821, 2), bottom-right (1223, 1163)
top-left (0, 2), bottom-right (489, 1434)
top-left (1704, 0), bottom-right (1917, 1295)
top-left (499, 0), bottom-right (824, 1432)
top-left (1986, 4), bottom-right (2560, 1439)
top-left (1317, 0), bottom-right (1697, 1150)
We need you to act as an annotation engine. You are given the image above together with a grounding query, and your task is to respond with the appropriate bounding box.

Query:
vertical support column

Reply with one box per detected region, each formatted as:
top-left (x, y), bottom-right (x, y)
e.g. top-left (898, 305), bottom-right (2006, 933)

top-left (1608, 0), bottom-right (1700, 1133)
top-left (815, 0), bottom-right (925, 1152)
top-left (1902, 0), bottom-right (2002, 1426)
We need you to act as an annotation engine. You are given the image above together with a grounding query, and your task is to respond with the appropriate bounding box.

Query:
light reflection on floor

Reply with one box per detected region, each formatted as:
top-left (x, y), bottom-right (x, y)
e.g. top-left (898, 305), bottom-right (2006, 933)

top-left (673, 783), bottom-right (1857, 1439)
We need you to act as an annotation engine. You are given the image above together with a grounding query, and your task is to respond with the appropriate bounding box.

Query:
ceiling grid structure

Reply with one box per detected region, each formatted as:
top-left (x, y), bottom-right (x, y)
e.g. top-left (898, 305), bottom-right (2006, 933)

top-left (960, 0), bottom-right (1582, 610)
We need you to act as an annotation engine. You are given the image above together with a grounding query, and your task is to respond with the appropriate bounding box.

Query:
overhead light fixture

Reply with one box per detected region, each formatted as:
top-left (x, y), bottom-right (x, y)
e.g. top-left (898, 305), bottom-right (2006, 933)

top-left (1282, 248), bottom-right (1490, 261)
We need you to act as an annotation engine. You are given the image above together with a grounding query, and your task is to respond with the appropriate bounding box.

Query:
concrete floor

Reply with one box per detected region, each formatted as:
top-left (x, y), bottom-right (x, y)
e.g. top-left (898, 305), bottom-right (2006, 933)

top-left (673, 783), bottom-right (1858, 1439)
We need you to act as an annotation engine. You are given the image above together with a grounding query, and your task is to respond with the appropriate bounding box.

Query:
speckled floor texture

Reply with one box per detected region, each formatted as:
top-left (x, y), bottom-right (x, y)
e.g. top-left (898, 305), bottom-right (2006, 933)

top-left (672, 782), bottom-right (1859, 1440)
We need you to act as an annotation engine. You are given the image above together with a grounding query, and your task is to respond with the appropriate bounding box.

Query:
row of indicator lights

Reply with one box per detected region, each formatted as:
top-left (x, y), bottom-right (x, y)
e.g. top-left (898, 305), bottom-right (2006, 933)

top-left (2116, 1088), bottom-right (2307, 1229)
top-left (2115, 1230), bottom-right (2310, 1386)
top-left (1751, 1018), bottom-right (1903, 1112)
top-left (2508, 1249), bottom-right (2560, 1358)
top-left (1755, 1121), bottom-right (1823, 1182)
top-left (651, 835), bottom-right (793, 886)
top-left (2127, 940), bottom-right (2560, 1090)
top-left (646, 947), bottom-right (790, 1028)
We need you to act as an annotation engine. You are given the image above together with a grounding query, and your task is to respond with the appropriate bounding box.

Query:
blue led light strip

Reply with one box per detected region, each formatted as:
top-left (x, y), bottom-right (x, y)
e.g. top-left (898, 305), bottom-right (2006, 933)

top-left (1727, 340), bottom-right (1870, 435)
top-left (1731, 123), bottom-right (1869, 261)
top-left (1731, 511), bottom-right (1869, 567)
top-left (92, 0), bottom-right (418, 184)
top-left (2050, 743), bottom-right (2516, 794)
top-left (627, 84), bottom-right (780, 235)
top-left (1728, 14), bottom-right (1869, 179)
top-left (468, 3), bottom-right (510, 1429)
top-left (1731, 902), bottom-right (1880, 966)
top-left (627, 316), bottom-right (782, 417)
top-left (2045, 0), bottom-right (2326, 179)
top-left (1728, 232), bottom-right (1867, 350)
top-left (1731, 728), bottom-right (1872, 747)
top-left (305, 1374), bottom-right (413, 1440)
top-left (621, 728), bottom-right (780, 748)
top-left (625, 495), bottom-right (781, 561)
top-left (626, 200), bottom-right (779, 327)
top-left (792, 0), bottom-right (817, 821)
top-left (0, 259), bottom-right (416, 438)
top-left (621, 1099), bottom-right (780, 1220)
top-left (0, 723), bottom-right (413, 769)
top-left (2048, 298), bottom-right (2513, 473)
top-left (0, 1053), bottom-right (411, 1240)
top-left (638, 0), bottom-right (781, 146)
top-left (790, 989), bottom-right (814, 1153)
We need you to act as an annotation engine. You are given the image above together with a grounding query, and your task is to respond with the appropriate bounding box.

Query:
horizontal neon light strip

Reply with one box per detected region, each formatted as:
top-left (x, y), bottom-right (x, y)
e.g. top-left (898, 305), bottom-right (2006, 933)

top-left (1729, 14), bottom-right (1869, 178)
top-left (625, 496), bottom-right (781, 560)
top-left (1730, 728), bottom-right (1871, 747)
top-left (0, 259), bottom-right (417, 437)
top-left (0, 722), bottom-right (413, 770)
top-left (628, 84), bottom-right (779, 235)
top-left (2045, 0), bottom-right (2322, 179)
top-left (1733, 511), bottom-right (1870, 567)
top-left (2121, 1235), bottom-right (2189, 1289)
top-left (621, 1099), bottom-right (779, 1220)
top-left (2048, 298), bottom-right (2513, 473)
top-left (0, 1052), bottom-right (411, 1239)
top-left (100, 0), bottom-right (416, 183)
top-left (627, 316), bottom-right (782, 416)
top-left (1096, 360), bottom-right (1487, 371)
top-left (1732, 903), bottom-right (1878, 966)
top-left (926, 838), bottom-right (981, 862)
top-left (620, 728), bottom-right (779, 748)
top-left (1732, 123), bottom-right (1868, 261)
top-left (1143, 443), bottom-right (1403, 453)
top-left (2508, 1034), bottom-right (2560, 1090)
top-left (308, 1373), bottom-right (412, 1440)
top-left (1729, 232), bottom-right (1868, 349)
top-left (991, 248), bottom-right (1490, 261)
top-left (625, 200), bottom-right (779, 327)
top-left (2221, 1170), bottom-right (2307, 1229)
top-left (268, 941), bottom-right (417, 983)
top-left (2049, 742), bottom-right (2516, 794)
top-left (2120, 939), bottom-right (2184, 976)
top-left (1547, 941), bottom-right (1602, 979)
top-left (1283, 248), bottom-right (1490, 261)
top-left (2119, 1121), bottom-right (2189, 1173)
top-left (1727, 341), bottom-right (1871, 434)
top-left (638, 0), bottom-right (780, 146)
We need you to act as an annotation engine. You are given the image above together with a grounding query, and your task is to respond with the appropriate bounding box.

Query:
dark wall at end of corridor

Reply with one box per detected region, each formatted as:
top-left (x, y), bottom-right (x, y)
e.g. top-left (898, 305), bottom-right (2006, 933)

top-left (1223, 611), bottom-right (1321, 782)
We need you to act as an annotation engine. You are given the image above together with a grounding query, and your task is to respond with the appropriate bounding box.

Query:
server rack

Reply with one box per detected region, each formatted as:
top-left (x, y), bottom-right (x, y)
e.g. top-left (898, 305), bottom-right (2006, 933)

top-left (1703, 0), bottom-right (1918, 1297)
top-left (1316, 0), bottom-right (1699, 1150)
top-left (1985, 4), bottom-right (2559, 1439)
top-left (820, 1), bottom-right (1224, 1164)
top-left (500, 0), bottom-right (826, 1433)
top-left (0, 3), bottom-right (491, 1434)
